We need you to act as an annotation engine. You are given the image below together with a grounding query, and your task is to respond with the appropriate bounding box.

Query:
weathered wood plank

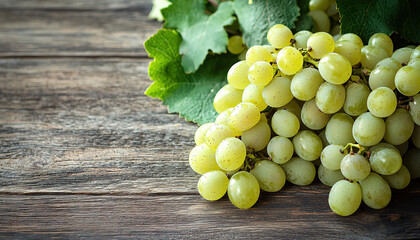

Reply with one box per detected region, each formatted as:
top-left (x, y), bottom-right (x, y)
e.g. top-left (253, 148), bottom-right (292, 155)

top-left (0, 0), bottom-right (151, 10)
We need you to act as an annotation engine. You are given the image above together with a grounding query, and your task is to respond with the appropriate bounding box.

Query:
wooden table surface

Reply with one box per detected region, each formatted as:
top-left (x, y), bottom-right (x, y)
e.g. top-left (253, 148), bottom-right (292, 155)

top-left (0, 1), bottom-right (419, 239)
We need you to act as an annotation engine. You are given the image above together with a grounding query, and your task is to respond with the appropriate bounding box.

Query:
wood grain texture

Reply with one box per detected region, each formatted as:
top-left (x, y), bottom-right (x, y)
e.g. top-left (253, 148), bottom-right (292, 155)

top-left (0, 0), bottom-right (150, 10)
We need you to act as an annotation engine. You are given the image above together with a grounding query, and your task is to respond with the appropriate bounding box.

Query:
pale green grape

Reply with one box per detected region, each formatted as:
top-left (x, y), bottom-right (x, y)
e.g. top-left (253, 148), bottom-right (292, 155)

top-left (408, 58), bottom-right (420, 69)
top-left (326, 2), bottom-right (338, 16)
top-left (294, 30), bottom-right (313, 49)
top-left (368, 66), bottom-right (396, 90)
top-left (307, 32), bottom-right (335, 59)
top-left (282, 157), bottom-right (316, 186)
top-left (189, 144), bottom-right (221, 175)
top-left (343, 82), bottom-right (370, 116)
top-left (267, 24), bottom-right (293, 49)
top-left (301, 98), bottom-right (330, 130)
top-left (267, 136), bottom-right (294, 164)
top-left (395, 66), bottom-right (420, 96)
top-left (250, 160), bottom-right (286, 192)
top-left (318, 164), bottom-right (345, 187)
top-left (276, 46), bottom-right (303, 75)
top-left (308, 10), bottom-right (330, 32)
top-left (369, 146), bottom-right (402, 175)
top-left (213, 84), bottom-right (243, 114)
top-left (262, 45), bottom-right (277, 53)
top-left (309, 0), bottom-right (331, 11)
top-left (318, 53), bottom-right (352, 85)
top-left (227, 60), bottom-right (250, 90)
top-left (246, 46), bottom-right (274, 66)
top-left (215, 108), bottom-right (241, 137)
top-left (396, 141), bottom-right (409, 156)
top-left (197, 170), bottom-right (229, 201)
top-left (340, 153), bottom-right (371, 181)
top-left (392, 47), bottom-right (414, 65)
top-left (321, 144), bottom-right (347, 170)
top-left (353, 112), bottom-right (385, 146)
top-left (259, 112), bottom-right (268, 123)
top-left (238, 48), bottom-right (247, 61)
top-left (262, 76), bottom-right (293, 108)
top-left (334, 40), bottom-right (362, 66)
top-left (368, 33), bottom-right (393, 56)
top-left (318, 129), bottom-right (329, 147)
top-left (384, 108), bottom-right (414, 145)
top-left (292, 130), bottom-right (323, 161)
top-left (382, 165), bottom-right (411, 189)
top-left (369, 142), bottom-right (399, 153)
top-left (361, 45), bottom-right (388, 70)
top-left (328, 180), bottom-right (361, 216)
top-left (359, 172), bottom-right (391, 209)
top-left (404, 148), bottom-right (420, 179)
top-left (228, 102), bottom-right (260, 132)
top-left (228, 171), bottom-right (260, 209)
top-left (272, 110), bottom-right (300, 138)
top-left (411, 45), bottom-right (420, 60)
top-left (412, 125), bottom-right (420, 149)
top-left (409, 94), bottom-right (420, 125)
top-left (205, 123), bottom-right (235, 150)
top-left (279, 99), bottom-right (301, 118)
top-left (291, 68), bottom-right (324, 101)
top-left (248, 61), bottom-right (274, 87)
top-left (227, 35), bottom-right (245, 55)
top-left (242, 83), bottom-right (268, 111)
top-left (215, 137), bottom-right (246, 171)
top-left (338, 33), bottom-right (364, 49)
top-left (194, 123), bottom-right (215, 145)
top-left (316, 82), bottom-right (345, 114)
top-left (367, 87), bottom-right (397, 118)
top-left (375, 57), bottom-right (402, 72)
top-left (241, 121), bottom-right (271, 151)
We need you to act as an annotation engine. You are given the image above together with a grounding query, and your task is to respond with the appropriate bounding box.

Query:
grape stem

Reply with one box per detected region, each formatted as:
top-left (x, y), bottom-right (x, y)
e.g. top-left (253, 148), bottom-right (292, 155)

top-left (340, 143), bottom-right (366, 155)
top-left (303, 55), bottom-right (319, 68)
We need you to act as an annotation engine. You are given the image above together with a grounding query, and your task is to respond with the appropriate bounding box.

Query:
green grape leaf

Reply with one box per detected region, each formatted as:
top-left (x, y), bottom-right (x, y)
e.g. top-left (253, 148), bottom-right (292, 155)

top-left (148, 0), bottom-right (171, 22)
top-left (144, 29), bottom-right (238, 125)
top-left (233, 0), bottom-right (300, 47)
top-left (162, 0), bottom-right (235, 73)
top-left (336, 0), bottom-right (420, 44)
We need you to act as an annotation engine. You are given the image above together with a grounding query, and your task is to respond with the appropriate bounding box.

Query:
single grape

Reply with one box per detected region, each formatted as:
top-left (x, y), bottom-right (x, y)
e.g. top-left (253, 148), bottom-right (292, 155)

top-left (246, 46), bottom-right (274, 66)
top-left (267, 24), bottom-right (293, 49)
top-left (328, 180), bottom-right (362, 216)
top-left (369, 146), bottom-right (402, 175)
top-left (343, 82), bottom-right (370, 116)
top-left (294, 30), bottom-right (313, 49)
top-left (301, 98), bottom-right (330, 130)
top-left (361, 45), bottom-right (388, 70)
top-left (241, 121), bottom-right (271, 151)
top-left (189, 144), bottom-right (221, 175)
top-left (334, 40), bottom-right (362, 66)
top-left (352, 112), bottom-right (385, 146)
top-left (338, 33), bottom-right (364, 48)
top-left (408, 58), bottom-right (420, 69)
top-left (359, 172), bottom-right (391, 209)
top-left (318, 52), bottom-right (352, 85)
top-left (267, 136), bottom-right (294, 164)
top-left (318, 129), bottom-right (329, 147)
top-left (321, 144), bottom-right (347, 170)
top-left (368, 33), bottom-right (393, 56)
top-left (215, 108), bottom-right (241, 137)
top-left (227, 60), bottom-right (250, 90)
top-left (308, 10), bottom-right (330, 32)
top-left (384, 108), bottom-right (415, 145)
top-left (411, 45), bottom-right (420, 60)
top-left (227, 35), bottom-right (245, 55)
top-left (309, 0), bottom-right (331, 11)
top-left (228, 171), bottom-right (260, 209)
top-left (282, 157), bottom-right (316, 186)
top-left (326, 2), bottom-right (338, 16)
top-left (325, 113), bottom-right (355, 146)
top-left (248, 61), bottom-right (274, 87)
top-left (228, 102), bottom-right (260, 132)
top-left (412, 125), bottom-right (420, 149)
top-left (242, 83), bottom-right (268, 111)
top-left (197, 170), bottom-right (229, 201)
top-left (396, 141), bottom-right (410, 156)
top-left (213, 84), bottom-right (243, 114)
top-left (250, 160), bottom-right (286, 192)
top-left (395, 66), bottom-right (420, 96)
top-left (291, 68), bottom-right (324, 101)
top-left (367, 87), bottom-right (397, 118)
top-left (307, 32), bottom-right (335, 59)
top-left (340, 153), bottom-right (371, 181)
top-left (205, 123), bottom-right (235, 150)
top-left (272, 110), bottom-right (300, 138)
top-left (392, 47), bottom-right (414, 65)
top-left (292, 130), bottom-right (323, 161)
top-left (194, 123), bottom-right (215, 145)
top-left (368, 66), bottom-right (396, 90)
top-left (278, 99), bottom-right (301, 118)
top-left (316, 82), bottom-right (345, 114)
top-left (276, 46), bottom-right (303, 75)
top-left (404, 148), bottom-right (420, 179)
top-left (409, 94), bottom-right (420, 125)
top-left (262, 77), bottom-right (293, 108)
top-left (375, 57), bottom-right (402, 72)
top-left (382, 165), bottom-right (411, 189)
top-left (318, 164), bottom-right (345, 187)
top-left (216, 137), bottom-right (246, 171)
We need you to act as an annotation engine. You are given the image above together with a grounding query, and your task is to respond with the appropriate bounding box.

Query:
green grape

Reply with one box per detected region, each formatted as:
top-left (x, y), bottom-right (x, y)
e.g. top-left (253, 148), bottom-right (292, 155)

top-left (228, 171), bottom-right (260, 209)
top-left (276, 46), bottom-right (303, 75)
top-left (189, 144), bottom-right (221, 175)
top-left (242, 83), bottom-right (268, 111)
top-left (215, 108), bottom-right (241, 137)
top-left (250, 160), bottom-right (286, 192)
top-left (361, 45), bottom-right (388, 70)
top-left (267, 136), bottom-right (294, 164)
top-left (308, 10), bottom-right (330, 32)
top-left (279, 99), bottom-right (301, 118)
top-left (246, 46), bottom-right (274, 66)
top-left (375, 57), bottom-right (402, 72)
top-left (301, 98), bottom-right (330, 130)
top-left (340, 153), bottom-right (371, 181)
top-left (241, 121), bottom-right (271, 151)
top-left (368, 66), bottom-right (396, 90)
top-left (369, 142), bottom-right (399, 153)
top-left (259, 112), bottom-right (268, 123)
top-left (307, 32), bottom-right (335, 59)
top-left (367, 87), bottom-right (397, 118)
top-left (197, 170), bottom-right (229, 201)
top-left (248, 61), bottom-right (274, 87)
top-left (408, 58), bottom-right (420, 69)
top-left (328, 180), bottom-right (362, 216)
top-left (316, 82), bottom-right (345, 114)
top-left (309, 0), bottom-right (331, 11)
top-left (343, 82), bottom-right (370, 116)
top-left (409, 94), bottom-right (420, 125)
top-left (318, 129), bottom-right (329, 147)
top-left (205, 123), bottom-right (235, 150)
top-left (404, 148), bottom-right (420, 179)
top-left (282, 157), bottom-right (316, 186)
top-left (238, 48), bottom-right (247, 61)
top-left (213, 84), bottom-right (243, 114)
top-left (338, 33), bottom-right (364, 49)
top-left (321, 144), bottom-right (347, 170)
top-left (412, 125), bottom-right (420, 149)
top-left (326, 2), bottom-right (338, 16)
top-left (396, 141), bottom-right (409, 156)
top-left (194, 123), bottom-right (215, 145)
top-left (334, 40), bottom-right (362, 66)
top-left (318, 164), bottom-right (345, 187)
top-left (272, 110), bottom-right (300, 138)
top-left (368, 33), bottom-right (393, 56)
top-left (215, 137), bottom-right (246, 171)
top-left (382, 165), bottom-right (411, 189)
top-left (395, 66), bottom-right (420, 96)
top-left (228, 102), bottom-right (260, 132)
top-left (293, 30), bottom-right (313, 49)
top-left (384, 108), bottom-right (414, 145)
top-left (353, 112), bottom-right (385, 146)
top-left (227, 35), bottom-right (245, 55)
top-left (227, 60), bottom-right (250, 90)
top-left (392, 47), bottom-right (414, 65)
top-left (369, 146), bottom-right (402, 175)
top-left (291, 68), bottom-right (324, 101)
top-left (292, 130), bottom-right (323, 161)
top-left (262, 45), bottom-right (277, 53)
top-left (319, 52), bottom-right (352, 84)
top-left (267, 24), bottom-right (293, 49)
top-left (411, 45), bottom-right (420, 60)
top-left (359, 172), bottom-right (391, 209)
top-left (262, 76), bottom-right (293, 107)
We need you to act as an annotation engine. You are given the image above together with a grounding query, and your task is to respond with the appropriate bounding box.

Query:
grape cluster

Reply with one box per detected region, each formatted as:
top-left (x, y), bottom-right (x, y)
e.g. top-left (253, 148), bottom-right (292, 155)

top-left (189, 23), bottom-right (420, 215)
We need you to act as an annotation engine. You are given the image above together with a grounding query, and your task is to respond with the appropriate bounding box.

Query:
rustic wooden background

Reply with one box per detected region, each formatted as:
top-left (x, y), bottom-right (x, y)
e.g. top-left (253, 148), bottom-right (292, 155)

top-left (0, 0), bottom-right (419, 239)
